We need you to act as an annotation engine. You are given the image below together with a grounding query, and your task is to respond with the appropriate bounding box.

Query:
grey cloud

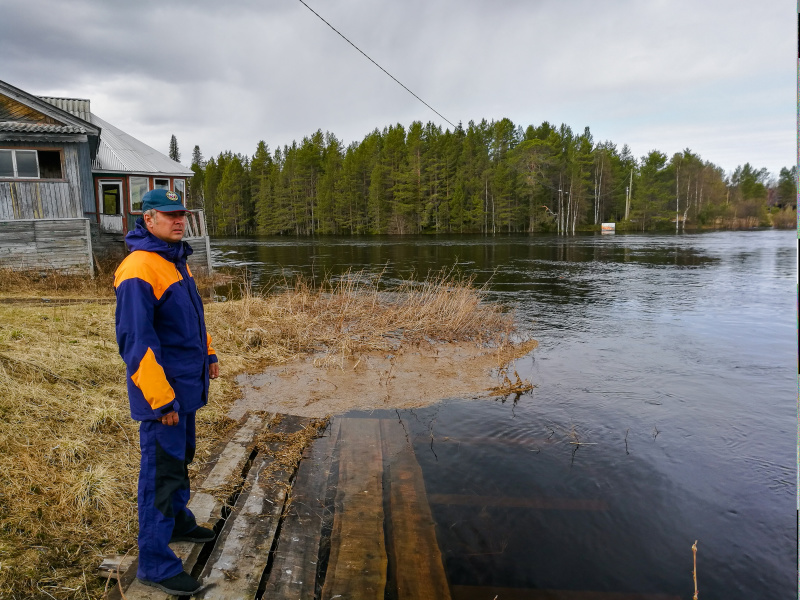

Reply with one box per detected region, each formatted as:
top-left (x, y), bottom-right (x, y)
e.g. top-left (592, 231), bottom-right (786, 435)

top-left (1, 0), bottom-right (791, 174)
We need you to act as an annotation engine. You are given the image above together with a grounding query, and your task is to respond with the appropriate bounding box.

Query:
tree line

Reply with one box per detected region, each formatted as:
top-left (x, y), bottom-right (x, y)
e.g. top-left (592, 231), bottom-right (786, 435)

top-left (180, 119), bottom-right (797, 236)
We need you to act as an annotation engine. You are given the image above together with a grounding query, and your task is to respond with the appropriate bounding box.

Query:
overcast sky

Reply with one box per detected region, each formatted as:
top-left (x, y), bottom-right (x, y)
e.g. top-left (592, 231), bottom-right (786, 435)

top-left (1, 0), bottom-right (793, 176)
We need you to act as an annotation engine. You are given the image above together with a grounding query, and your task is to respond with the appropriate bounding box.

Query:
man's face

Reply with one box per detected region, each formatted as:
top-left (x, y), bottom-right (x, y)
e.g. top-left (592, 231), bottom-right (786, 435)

top-left (144, 210), bottom-right (186, 243)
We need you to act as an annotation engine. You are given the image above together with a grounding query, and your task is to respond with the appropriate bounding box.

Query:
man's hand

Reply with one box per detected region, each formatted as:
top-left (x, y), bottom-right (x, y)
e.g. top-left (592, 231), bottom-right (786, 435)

top-left (160, 411), bottom-right (179, 426)
top-left (209, 362), bottom-right (219, 379)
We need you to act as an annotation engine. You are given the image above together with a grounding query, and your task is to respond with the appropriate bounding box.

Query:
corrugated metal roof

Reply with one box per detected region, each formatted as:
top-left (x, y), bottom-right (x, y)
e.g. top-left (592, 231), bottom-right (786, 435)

top-left (39, 97), bottom-right (92, 122)
top-left (90, 114), bottom-right (193, 176)
top-left (0, 120), bottom-right (87, 134)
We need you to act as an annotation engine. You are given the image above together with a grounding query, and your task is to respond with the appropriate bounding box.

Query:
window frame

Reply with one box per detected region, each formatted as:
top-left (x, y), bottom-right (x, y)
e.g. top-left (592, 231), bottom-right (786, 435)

top-left (129, 176), bottom-right (150, 214)
top-left (0, 148), bottom-right (65, 180)
top-left (0, 149), bottom-right (39, 179)
top-left (97, 179), bottom-right (124, 215)
top-left (174, 179), bottom-right (186, 203)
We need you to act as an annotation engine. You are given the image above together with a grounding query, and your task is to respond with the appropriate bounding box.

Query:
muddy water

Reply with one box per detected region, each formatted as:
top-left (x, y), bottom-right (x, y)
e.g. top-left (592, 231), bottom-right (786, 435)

top-left (212, 230), bottom-right (795, 598)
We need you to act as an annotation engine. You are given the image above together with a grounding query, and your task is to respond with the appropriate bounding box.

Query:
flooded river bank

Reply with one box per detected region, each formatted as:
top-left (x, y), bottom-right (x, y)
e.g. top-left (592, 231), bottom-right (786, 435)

top-left (212, 230), bottom-right (795, 598)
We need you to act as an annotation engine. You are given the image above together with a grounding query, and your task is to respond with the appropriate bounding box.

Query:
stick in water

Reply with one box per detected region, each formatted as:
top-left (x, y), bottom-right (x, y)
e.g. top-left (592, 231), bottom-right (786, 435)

top-left (692, 540), bottom-right (698, 600)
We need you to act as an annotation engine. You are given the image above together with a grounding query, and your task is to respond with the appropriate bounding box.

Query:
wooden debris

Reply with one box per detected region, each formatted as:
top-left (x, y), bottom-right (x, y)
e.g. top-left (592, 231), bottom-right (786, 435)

top-left (98, 554), bottom-right (135, 579)
top-left (488, 368), bottom-right (534, 397)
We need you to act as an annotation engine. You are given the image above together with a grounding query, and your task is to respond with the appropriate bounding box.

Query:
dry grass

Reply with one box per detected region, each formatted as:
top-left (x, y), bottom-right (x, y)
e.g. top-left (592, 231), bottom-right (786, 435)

top-left (0, 300), bottom-right (237, 600)
top-left (208, 268), bottom-right (520, 373)
top-left (0, 267), bottom-right (529, 599)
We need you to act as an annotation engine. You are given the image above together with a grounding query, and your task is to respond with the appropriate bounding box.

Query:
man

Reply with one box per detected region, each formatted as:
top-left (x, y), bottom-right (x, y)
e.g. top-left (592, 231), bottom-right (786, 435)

top-left (114, 188), bottom-right (219, 596)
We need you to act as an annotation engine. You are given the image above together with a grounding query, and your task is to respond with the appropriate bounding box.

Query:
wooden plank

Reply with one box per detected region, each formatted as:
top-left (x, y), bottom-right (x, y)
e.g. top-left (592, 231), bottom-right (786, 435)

top-left (114, 413), bottom-right (268, 600)
top-left (429, 494), bottom-right (608, 511)
top-left (321, 418), bottom-right (387, 600)
top-left (450, 586), bottom-right (681, 600)
top-left (198, 415), bottom-right (313, 599)
top-left (98, 555), bottom-right (136, 580)
top-left (264, 419), bottom-right (341, 599)
top-left (10, 183), bottom-right (20, 218)
top-left (0, 184), bottom-right (10, 220)
top-left (381, 419), bottom-right (452, 600)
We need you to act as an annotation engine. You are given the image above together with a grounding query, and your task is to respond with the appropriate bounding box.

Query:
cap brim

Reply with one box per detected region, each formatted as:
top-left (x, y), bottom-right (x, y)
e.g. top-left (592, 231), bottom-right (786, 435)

top-left (152, 204), bottom-right (187, 212)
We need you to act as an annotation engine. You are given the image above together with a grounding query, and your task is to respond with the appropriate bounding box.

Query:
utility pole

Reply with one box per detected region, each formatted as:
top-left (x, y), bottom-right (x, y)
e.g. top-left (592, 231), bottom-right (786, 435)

top-left (625, 168), bottom-right (633, 220)
top-left (675, 164), bottom-right (680, 234)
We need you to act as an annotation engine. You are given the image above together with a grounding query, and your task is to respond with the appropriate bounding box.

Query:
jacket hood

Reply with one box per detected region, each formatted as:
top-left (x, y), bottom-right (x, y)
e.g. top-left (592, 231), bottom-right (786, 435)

top-left (125, 218), bottom-right (193, 263)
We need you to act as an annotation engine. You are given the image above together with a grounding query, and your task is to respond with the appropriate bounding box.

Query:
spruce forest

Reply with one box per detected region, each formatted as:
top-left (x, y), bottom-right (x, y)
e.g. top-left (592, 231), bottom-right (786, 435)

top-left (184, 119), bottom-right (797, 236)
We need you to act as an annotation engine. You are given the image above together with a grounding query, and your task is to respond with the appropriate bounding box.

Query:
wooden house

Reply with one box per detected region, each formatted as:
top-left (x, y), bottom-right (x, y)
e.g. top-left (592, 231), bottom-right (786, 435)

top-left (0, 79), bottom-right (211, 276)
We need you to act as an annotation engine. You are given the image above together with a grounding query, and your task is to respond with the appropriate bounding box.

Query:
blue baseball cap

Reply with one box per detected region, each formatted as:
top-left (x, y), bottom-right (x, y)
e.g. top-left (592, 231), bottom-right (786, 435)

top-left (142, 188), bottom-right (186, 212)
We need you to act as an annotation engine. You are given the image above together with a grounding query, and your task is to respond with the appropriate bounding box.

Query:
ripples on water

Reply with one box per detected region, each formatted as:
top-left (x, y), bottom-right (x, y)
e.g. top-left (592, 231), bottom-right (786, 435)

top-left (212, 230), bottom-right (795, 597)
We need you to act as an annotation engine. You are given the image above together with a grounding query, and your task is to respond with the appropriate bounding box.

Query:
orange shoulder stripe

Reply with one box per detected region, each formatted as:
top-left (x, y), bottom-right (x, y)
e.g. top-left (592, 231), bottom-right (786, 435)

top-left (114, 251), bottom-right (183, 301)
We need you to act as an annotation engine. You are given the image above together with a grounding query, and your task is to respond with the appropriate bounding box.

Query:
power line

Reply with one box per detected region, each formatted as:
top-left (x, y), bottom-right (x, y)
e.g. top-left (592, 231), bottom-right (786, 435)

top-left (295, 0), bottom-right (457, 129)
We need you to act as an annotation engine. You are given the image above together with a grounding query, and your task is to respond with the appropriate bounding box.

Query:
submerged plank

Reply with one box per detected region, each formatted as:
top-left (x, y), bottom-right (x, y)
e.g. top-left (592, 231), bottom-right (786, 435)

top-left (429, 494), bottom-right (609, 511)
top-left (198, 415), bottom-right (312, 600)
top-left (264, 419), bottom-right (341, 599)
top-left (381, 418), bottom-right (452, 600)
top-left (321, 418), bottom-right (387, 600)
top-left (450, 586), bottom-right (681, 600)
top-left (114, 413), bottom-right (268, 600)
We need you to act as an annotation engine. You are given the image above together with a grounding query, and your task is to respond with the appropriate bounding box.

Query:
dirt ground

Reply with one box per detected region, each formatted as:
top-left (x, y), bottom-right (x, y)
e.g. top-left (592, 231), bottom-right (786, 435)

top-left (231, 340), bottom-right (534, 418)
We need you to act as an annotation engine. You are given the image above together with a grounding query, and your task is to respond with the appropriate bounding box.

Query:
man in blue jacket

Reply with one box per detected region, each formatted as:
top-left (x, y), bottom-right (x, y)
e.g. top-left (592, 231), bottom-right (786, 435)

top-left (115, 188), bottom-right (219, 596)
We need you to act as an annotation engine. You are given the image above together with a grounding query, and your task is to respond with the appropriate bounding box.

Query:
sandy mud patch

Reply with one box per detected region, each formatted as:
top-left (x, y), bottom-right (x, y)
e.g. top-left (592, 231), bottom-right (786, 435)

top-left (231, 340), bottom-right (535, 418)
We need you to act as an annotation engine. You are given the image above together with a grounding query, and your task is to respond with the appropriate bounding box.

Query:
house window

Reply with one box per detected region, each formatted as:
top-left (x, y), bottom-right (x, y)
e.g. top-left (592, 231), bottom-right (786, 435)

top-left (99, 181), bottom-right (122, 215)
top-left (0, 149), bottom-right (63, 179)
top-left (130, 177), bottom-right (149, 212)
top-left (154, 178), bottom-right (170, 190)
top-left (0, 151), bottom-right (12, 177)
top-left (174, 179), bottom-right (185, 203)
top-left (0, 149), bottom-right (38, 178)
top-left (38, 151), bottom-right (63, 179)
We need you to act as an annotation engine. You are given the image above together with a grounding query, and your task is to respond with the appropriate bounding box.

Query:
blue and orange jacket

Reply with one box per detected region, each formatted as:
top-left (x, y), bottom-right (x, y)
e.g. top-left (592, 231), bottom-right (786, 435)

top-left (114, 219), bottom-right (217, 421)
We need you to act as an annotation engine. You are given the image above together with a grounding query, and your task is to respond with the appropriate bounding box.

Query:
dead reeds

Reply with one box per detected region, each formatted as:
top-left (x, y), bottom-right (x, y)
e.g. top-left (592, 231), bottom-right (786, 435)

top-left (207, 268), bottom-right (521, 372)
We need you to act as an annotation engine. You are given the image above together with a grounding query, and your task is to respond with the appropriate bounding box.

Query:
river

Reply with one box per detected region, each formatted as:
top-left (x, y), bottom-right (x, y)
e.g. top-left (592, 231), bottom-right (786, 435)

top-left (211, 230), bottom-right (795, 598)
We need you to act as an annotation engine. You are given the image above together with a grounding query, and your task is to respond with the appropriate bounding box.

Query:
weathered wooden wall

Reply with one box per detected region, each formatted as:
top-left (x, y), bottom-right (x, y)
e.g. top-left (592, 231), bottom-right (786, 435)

top-left (186, 235), bottom-right (212, 275)
top-left (0, 141), bottom-right (90, 219)
top-left (0, 218), bottom-right (94, 275)
top-left (89, 223), bottom-right (127, 265)
top-left (76, 143), bottom-right (95, 215)
top-left (89, 224), bottom-right (213, 274)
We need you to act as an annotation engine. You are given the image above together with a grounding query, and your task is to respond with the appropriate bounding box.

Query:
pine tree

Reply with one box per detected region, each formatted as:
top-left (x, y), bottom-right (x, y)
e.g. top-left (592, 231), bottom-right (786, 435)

top-left (191, 145), bottom-right (204, 167)
top-left (169, 135), bottom-right (181, 162)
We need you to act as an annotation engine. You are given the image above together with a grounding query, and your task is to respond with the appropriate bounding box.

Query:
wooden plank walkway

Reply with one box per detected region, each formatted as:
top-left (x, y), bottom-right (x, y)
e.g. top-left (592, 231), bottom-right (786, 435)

top-left (263, 419), bottom-right (340, 599)
top-left (320, 418), bottom-right (388, 600)
top-left (381, 418), bottom-right (452, 600)
top-left (198, 415), bottom-right (310, 599)
top-left (111, 414), bottom-right (677, 600)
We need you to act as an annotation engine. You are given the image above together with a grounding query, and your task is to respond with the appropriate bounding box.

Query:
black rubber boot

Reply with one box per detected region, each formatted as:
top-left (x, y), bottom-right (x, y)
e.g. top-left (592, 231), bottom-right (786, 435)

top-left (138, 571), bottom-right (203, 596)
top-left (170, 524), bottom-right (216, 543)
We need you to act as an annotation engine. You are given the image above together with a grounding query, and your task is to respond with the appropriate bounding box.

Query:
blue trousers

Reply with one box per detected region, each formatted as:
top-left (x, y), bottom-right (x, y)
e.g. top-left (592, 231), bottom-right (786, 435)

top-left (137, 412), bottom-right (198, 582)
